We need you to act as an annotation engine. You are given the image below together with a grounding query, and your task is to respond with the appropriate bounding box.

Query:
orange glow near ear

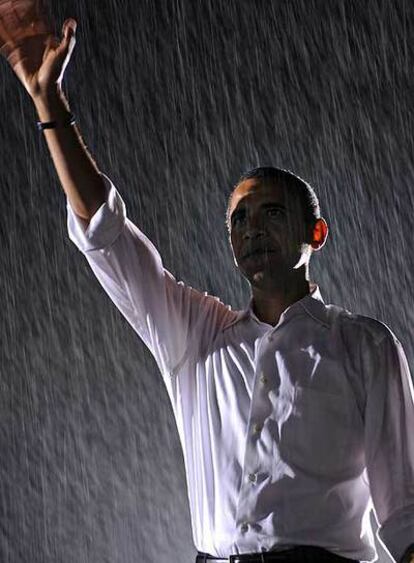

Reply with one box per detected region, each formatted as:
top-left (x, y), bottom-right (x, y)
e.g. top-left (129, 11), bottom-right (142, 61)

top-left (311, 218), bottom-right (328, 249)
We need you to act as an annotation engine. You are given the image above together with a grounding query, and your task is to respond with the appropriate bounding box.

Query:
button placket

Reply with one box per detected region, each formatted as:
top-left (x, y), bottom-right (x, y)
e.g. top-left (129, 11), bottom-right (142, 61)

top-left (255, 328), bottom-right (277, 394)
top-left (234, 332), bottom-right (274, 539)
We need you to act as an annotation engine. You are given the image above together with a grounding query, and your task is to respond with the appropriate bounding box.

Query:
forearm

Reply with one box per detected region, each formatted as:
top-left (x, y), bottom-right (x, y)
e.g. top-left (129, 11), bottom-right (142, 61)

top-left (33, 87), bottom-right (106, 221)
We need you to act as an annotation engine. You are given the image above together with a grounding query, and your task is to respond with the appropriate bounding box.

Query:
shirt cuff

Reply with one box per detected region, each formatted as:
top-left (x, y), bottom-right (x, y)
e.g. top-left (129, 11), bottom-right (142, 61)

top-left (66, 172), bottom-right (126, 252)
top-left (377, 505), bottom-right (414, 562)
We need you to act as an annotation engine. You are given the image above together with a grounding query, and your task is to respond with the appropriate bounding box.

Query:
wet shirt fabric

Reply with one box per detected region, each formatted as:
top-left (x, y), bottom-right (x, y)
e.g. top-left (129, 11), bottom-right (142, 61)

top-left (67, 173), bottom-right (414, 563)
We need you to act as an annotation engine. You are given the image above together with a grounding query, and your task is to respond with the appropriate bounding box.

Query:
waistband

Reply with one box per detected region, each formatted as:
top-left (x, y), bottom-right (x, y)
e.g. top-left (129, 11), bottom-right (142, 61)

top-left (196, 545), bottom-right (360, 563)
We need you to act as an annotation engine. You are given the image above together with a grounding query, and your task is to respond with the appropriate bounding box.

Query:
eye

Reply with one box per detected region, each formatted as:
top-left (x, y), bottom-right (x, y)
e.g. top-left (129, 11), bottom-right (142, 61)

top-left (266, 208), bottom-right (285, 218)
top-left (232, 213), bottom-right (246, 227)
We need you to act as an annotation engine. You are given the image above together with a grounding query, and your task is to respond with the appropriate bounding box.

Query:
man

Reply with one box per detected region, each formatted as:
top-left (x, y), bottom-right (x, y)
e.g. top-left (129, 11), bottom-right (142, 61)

top-left (1, 5), bottom-right (414, 563)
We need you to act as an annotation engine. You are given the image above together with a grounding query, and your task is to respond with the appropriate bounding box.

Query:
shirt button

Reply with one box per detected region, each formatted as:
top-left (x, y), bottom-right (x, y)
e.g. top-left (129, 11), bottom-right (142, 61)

top-left (253, 423), bottom-right (263, 435)
top-left (241, 522), bottom-right (249, 533)
top-left (248, 473), bottom-right (257, 484)
top-left (259, 374), bottom-right (268, 385)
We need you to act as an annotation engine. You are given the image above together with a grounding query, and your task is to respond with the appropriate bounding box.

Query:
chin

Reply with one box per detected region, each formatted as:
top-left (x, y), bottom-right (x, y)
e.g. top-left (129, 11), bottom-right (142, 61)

top-left (242, 264), bottom-right (293, 289)
top-left (253, 276), bottom-right (283, 291)
top-left (245, 270), bottom-right (282, 291)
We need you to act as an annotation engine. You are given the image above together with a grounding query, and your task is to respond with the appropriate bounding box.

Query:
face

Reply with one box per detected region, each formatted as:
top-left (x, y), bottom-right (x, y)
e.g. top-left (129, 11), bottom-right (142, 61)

top-left (228, 178), bottom-right (325, 290)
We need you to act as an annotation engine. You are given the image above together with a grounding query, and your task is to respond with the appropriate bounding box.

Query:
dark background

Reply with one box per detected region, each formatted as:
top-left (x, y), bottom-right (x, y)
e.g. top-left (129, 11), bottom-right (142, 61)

top-left (0, 1), bottom-right (413, 562)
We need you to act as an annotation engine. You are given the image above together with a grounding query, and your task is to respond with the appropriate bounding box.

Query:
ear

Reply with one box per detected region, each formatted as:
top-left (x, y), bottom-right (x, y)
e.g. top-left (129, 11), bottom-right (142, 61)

top-left (310, 218), bottom-right (329, 250)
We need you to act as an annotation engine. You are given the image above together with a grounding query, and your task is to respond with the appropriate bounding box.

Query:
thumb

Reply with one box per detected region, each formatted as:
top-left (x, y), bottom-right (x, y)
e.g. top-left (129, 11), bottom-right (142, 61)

top-left (62, 18), bottom-right (77, 45)
top-left (54, 18), bottom-right (77, 85)
top-left (62, 18), bottom-right (78, 35)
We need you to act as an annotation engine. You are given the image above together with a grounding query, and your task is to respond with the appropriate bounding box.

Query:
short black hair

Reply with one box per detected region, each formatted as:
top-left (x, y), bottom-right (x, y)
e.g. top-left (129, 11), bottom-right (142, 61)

top-left (226, 166), bottom-right (321, 231)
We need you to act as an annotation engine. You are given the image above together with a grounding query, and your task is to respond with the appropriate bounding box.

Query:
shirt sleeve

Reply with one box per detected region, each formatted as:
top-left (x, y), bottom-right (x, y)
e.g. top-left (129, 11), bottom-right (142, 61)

top-left (66, 172), bottom-right (233, 382)
top-left (362, 325), bottom-right (414, 563)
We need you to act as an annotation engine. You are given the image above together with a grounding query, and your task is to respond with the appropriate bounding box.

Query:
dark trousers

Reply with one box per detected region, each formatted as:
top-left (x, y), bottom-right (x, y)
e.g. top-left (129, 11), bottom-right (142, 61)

top-left (195, 545), bottom-right (360, 563)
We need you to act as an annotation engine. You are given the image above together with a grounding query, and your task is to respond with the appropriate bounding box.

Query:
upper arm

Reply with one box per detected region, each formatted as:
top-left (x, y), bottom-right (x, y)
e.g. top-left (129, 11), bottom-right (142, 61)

top-left (362, 327), bottom-right (414, 509)
top-left (361, 323), bottom-right (414, 561)
top-left (67, 173), bottom-right (232, 377)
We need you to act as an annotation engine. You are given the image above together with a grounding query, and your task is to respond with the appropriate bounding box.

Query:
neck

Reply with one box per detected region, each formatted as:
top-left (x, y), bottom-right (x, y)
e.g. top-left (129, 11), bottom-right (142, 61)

top-left (251, 275), bottom-right (311, 326)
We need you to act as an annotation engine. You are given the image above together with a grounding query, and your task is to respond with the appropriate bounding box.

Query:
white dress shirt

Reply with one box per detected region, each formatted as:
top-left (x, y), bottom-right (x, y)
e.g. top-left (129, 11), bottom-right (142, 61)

top-left (67, 173), bottom-right (414, 563)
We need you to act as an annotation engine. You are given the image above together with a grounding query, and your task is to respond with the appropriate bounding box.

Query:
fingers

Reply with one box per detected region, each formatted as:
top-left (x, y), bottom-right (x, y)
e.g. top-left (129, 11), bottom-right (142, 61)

top-left (0, 19), bottom-right (11, 54)
top-left (6, 0), bottom-right (52, 30)
top-left (0, 0), bottom-right (53, 51)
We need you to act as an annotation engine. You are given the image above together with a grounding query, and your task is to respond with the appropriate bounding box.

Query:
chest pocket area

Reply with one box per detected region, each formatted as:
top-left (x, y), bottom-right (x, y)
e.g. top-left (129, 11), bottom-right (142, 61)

top-left (279, 385), bottom-right (361, 477)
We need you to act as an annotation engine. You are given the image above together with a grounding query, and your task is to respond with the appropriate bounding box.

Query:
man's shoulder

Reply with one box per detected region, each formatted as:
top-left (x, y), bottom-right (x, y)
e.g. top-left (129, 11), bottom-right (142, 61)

top-left (323, 302), bottom-right (395, 346)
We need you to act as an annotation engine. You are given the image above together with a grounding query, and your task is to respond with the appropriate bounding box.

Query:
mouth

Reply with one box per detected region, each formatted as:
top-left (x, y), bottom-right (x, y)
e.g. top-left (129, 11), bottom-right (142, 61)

top-left (242, 248), bottom-right (278, 260)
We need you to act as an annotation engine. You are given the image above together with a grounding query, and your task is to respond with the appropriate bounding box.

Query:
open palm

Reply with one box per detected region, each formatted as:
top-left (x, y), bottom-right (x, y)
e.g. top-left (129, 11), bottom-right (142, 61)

top-left (0, 0), bottom-right (76, 98)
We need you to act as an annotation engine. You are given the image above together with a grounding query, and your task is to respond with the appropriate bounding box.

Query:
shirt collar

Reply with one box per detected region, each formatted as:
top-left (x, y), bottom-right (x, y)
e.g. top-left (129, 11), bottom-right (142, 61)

top-left (224, 282), bottom-right (329, 330)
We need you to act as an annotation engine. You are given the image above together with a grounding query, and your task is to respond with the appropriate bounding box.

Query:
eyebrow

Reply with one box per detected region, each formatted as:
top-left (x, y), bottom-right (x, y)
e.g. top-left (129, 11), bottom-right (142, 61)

top-left (230, 202), bottom-right (287, 221)
top-left (261, 202), bottom-right (287, 211)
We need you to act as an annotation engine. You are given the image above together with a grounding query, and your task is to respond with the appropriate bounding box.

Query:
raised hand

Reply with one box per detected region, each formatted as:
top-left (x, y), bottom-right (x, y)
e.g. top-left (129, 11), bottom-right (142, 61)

top-left (0, 0), bottom-right (77, 99)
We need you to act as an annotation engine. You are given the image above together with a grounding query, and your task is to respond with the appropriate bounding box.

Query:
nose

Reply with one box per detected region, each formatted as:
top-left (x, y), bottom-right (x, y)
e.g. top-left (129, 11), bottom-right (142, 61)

top-left (243, 216), bottom-right (266, 239)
